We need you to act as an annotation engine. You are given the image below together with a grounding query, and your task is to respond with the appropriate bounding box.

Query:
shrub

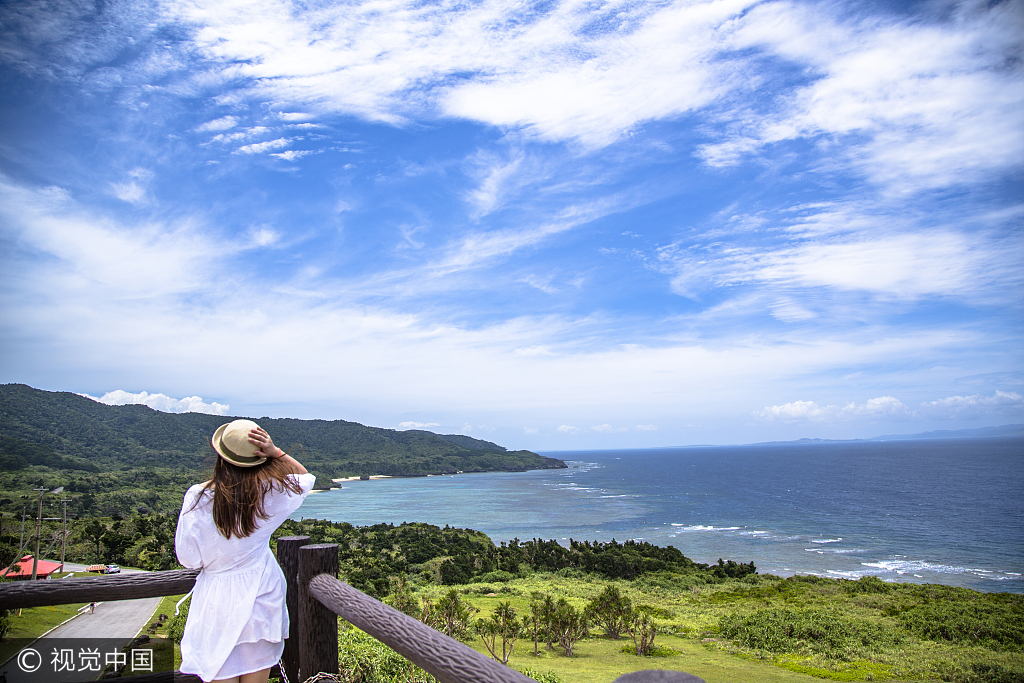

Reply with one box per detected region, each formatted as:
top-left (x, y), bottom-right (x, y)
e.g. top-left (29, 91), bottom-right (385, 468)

top-left (897, 599), bottom-right (1024, 650)
top-left (337, 627), bottom-right (435, 683)
top-left (166, 596), bottom-right (189, 643)
top-left (517, 668), bottom-right (563, 683)
top-left (719, 608), bottom-right (896, 656)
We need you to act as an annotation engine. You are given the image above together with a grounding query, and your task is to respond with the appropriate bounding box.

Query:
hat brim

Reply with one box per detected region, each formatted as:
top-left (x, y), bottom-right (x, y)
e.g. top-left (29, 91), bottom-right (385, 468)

top-left (212, 422), bottom-right (267, 468)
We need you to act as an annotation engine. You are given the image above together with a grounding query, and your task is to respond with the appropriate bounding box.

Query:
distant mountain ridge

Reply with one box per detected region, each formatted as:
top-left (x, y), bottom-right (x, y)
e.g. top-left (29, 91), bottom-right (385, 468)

top-left (866, 424), bottom-right (1023, 441)
top-left (752, 424), bottom-right (1023, 446)
top-left (0, 384), bottom-right (566, 478)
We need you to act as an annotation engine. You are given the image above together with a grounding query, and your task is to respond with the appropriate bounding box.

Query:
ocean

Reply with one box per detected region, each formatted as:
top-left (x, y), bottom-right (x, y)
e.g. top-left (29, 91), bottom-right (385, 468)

top-left (293, 437), bottom-right (1024, 593)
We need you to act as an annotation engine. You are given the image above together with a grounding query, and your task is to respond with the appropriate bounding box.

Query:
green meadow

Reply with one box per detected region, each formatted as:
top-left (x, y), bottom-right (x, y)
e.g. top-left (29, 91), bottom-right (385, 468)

top-left (386, 573), bottom-right (1023, 683)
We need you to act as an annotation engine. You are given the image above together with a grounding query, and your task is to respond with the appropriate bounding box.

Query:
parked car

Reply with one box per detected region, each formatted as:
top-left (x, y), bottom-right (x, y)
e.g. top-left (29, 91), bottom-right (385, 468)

top-left (104, 564), bottom-right (121, 574)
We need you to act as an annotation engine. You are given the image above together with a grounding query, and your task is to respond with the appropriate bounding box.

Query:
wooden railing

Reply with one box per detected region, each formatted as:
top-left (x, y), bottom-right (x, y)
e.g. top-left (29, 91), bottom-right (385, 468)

top-left (0, 536), bottom-right (705, 683)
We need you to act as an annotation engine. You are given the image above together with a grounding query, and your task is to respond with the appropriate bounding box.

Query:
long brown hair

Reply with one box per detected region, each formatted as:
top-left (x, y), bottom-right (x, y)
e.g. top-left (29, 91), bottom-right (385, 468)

top-left (194, 455), bottom-right (303, 539)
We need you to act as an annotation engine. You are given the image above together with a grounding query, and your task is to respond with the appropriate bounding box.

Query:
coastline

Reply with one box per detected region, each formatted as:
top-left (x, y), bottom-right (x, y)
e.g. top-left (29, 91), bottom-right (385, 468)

top-left (295, 439), bottom-right (1024, 594)
top-left (333, 475), bottom-right (395, 482)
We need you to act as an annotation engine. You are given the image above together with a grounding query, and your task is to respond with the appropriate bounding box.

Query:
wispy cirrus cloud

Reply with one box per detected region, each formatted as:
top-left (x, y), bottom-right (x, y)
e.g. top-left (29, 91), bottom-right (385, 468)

top-left (656, 200), bottom-right (1024, 305)
top-left (702, 0), bottom-right (1024, 191)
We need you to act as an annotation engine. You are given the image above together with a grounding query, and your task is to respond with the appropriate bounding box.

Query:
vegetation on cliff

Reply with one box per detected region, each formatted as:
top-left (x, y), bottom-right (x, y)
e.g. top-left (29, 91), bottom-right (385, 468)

top-left (0, 383), bottom-right (564, 516)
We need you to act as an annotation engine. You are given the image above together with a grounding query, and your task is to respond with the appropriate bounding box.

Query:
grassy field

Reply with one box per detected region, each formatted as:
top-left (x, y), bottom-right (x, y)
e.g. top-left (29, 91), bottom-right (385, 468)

top-left (395, 572), bottom-right (1022, 683)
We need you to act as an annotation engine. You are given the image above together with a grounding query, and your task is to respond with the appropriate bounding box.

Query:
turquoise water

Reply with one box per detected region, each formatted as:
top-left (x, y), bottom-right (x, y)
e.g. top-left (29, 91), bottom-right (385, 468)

top-left (294, 437), bottom-right (1024, 593)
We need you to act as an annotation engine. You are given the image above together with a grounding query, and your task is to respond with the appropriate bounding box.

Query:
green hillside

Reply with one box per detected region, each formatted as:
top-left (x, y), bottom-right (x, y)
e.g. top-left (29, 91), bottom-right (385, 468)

top-left (0, 384), bottom-right (565, 516)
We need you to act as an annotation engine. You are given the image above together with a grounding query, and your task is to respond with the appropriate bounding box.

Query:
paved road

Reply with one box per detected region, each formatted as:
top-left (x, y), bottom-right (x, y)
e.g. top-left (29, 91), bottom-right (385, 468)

top-left (2, 564), bottom-right (165, 683)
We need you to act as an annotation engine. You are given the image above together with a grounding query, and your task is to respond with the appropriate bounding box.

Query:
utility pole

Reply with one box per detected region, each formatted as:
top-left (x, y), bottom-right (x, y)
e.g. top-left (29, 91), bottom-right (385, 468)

top-left (0, 508), bottom-right (29, 578)
top-left (31, 487), bottom-right (45, 581)
top-left (60, 496), bottom-right (68, 572)
top-left (30, 486), bottom-right (63, 580)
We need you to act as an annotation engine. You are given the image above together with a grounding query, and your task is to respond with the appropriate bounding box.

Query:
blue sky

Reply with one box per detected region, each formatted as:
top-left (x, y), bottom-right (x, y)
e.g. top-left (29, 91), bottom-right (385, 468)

top-left (1, 0), bottom-right (1021, 450)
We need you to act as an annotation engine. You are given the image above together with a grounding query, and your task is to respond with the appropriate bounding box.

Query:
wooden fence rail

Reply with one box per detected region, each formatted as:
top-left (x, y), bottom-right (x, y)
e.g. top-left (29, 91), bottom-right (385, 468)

top-left (0, 569), bottom-right (200, 610)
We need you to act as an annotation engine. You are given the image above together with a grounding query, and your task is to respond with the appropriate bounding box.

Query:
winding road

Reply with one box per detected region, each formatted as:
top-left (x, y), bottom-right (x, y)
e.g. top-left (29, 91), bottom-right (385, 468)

top-left (2, 563), bottom-right (165, 683)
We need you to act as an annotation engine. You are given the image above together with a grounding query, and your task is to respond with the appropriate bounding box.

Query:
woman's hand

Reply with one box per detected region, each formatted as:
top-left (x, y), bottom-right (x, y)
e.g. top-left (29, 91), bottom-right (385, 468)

top-left (248, 427), bottom-right (284, 459)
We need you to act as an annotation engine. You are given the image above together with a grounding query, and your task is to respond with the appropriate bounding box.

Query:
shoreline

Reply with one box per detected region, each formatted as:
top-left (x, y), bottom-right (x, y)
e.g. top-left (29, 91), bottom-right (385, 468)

top-left (333, 475), bottom-right (395, 482)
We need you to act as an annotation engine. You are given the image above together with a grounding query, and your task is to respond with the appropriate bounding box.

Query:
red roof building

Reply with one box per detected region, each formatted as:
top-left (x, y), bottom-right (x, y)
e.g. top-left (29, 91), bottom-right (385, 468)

top-left (1, 555), bottom-right (63, 579)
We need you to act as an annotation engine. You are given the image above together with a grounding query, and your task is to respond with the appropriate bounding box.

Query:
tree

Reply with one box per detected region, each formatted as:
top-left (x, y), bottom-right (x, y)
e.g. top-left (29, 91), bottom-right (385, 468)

top-left (424, 589), bottom-right (477, 641)
top-left (540, 594), bottom-right (556, 650)
top-left (586, 585), bottom-right (632, 640)
top-left (550, 598), bottom-right (587, 657)
top-left (626, 607), bottom-right (658, 657)
top-left (83, 518), bottom-right (104, 561)
top-left (476, 601), bottom-right (521, 665)
top-left (385, 575), bottom-right (419, 617)
top-left (528, 595), bottom-right (547, 655)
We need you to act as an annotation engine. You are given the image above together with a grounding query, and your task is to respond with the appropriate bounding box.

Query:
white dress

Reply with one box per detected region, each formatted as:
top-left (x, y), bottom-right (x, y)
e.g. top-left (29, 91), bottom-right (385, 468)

top-left (175, 473), bottom-right (316, 682)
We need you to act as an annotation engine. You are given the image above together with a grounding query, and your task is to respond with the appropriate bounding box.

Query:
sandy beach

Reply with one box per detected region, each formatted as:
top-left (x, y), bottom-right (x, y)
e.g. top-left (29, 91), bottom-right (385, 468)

top-left (332, 475), bottom-right (394, 482)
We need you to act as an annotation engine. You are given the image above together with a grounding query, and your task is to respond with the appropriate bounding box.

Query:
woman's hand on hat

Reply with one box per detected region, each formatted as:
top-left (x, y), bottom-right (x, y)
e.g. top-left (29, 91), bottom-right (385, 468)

top-left (248, 427), bottom-right (284, 459)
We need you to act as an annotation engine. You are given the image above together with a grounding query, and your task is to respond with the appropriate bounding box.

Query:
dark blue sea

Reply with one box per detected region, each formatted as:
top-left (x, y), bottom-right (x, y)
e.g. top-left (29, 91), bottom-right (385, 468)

top-left (294, 437), bottom-right (1024, 593)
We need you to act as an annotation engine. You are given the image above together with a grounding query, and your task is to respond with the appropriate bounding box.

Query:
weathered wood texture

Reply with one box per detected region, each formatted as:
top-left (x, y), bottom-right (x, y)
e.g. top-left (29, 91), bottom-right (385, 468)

top-left (298, 544), bottom-right (339, 681)
top-left (277, 535), bottom-right (311, 683)
top-left (0, 569), bottom-right (200, 610)
top-left (308, 574), bottom-right (538, 683)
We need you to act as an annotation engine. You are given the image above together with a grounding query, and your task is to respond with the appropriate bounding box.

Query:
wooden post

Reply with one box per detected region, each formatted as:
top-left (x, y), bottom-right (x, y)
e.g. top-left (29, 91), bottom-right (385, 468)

top-left (276, 536), bottom-right (310, 683)
top-left (298, 543), bottom-right (339, 681)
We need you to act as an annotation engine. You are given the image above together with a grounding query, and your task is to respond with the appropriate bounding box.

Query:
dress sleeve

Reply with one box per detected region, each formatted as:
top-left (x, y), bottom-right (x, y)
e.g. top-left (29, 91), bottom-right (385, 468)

top-left (174, 489), bottom-right (205, 569)
top-left (264, 473), bottom-right (316, 521)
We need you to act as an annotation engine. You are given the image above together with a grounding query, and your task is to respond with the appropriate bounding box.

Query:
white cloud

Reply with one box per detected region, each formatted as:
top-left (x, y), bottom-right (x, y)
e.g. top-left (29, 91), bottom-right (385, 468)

top-left (271, 150), bottom-right (315, 161)
top-left (249, 226), bottom-right (280, 247)
top-left (110, 168), bottom-right (154, 206)
top-left (161, 0), bottom-right (759, 148)
top-left (211, 127), bottom-right (271, 144)
top-left (83, 390), bottom-right (230, 415)
top-left (235, 138), bottom-right (292, 155)
top-left (398, 421), bottom-right (441, 429)
top-left (769, 298), bottom-right (815, 323)
top-left (657, 200), bottom-right (1023, 303)
top-left (703, 0), bottom-right (1024, 191)
top-left (591, 424), bottom-right (628, 433)
top-left (756, 396), bottom-right (913, 422)
top-left (556, 425), bottom-right (579, 434)
top-left (465, 150), bottom-right (525, 218)
top-left (636, 424), bottom-right (657, 431)
top-left (0, 176), bottom-right (224, 300)
top-left (520, 275), bottom-right (558, 295)
top-left (111, 181), bottom-right (146, 205)
top-left (919, 391), bottom-right (1024, 421)
top-left (196, 116), bottom-right (239, 132)
top-left (731, 231), bottom-right (1005, 300)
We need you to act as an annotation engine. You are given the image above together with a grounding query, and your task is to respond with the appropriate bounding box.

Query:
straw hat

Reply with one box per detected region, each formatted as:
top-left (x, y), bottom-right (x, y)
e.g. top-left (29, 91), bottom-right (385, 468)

top-left (211, 419), bottom-right (266, 467)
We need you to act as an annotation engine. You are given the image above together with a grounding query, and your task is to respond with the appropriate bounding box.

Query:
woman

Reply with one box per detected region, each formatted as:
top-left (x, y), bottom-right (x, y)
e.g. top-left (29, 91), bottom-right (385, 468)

top-left (175, 419), bottom-right (315, 683)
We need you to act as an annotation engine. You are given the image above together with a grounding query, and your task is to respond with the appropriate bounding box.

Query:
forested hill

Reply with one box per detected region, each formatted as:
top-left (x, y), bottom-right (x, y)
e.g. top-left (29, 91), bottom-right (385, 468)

top-left (0, 384), bottom-right (566, 478)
